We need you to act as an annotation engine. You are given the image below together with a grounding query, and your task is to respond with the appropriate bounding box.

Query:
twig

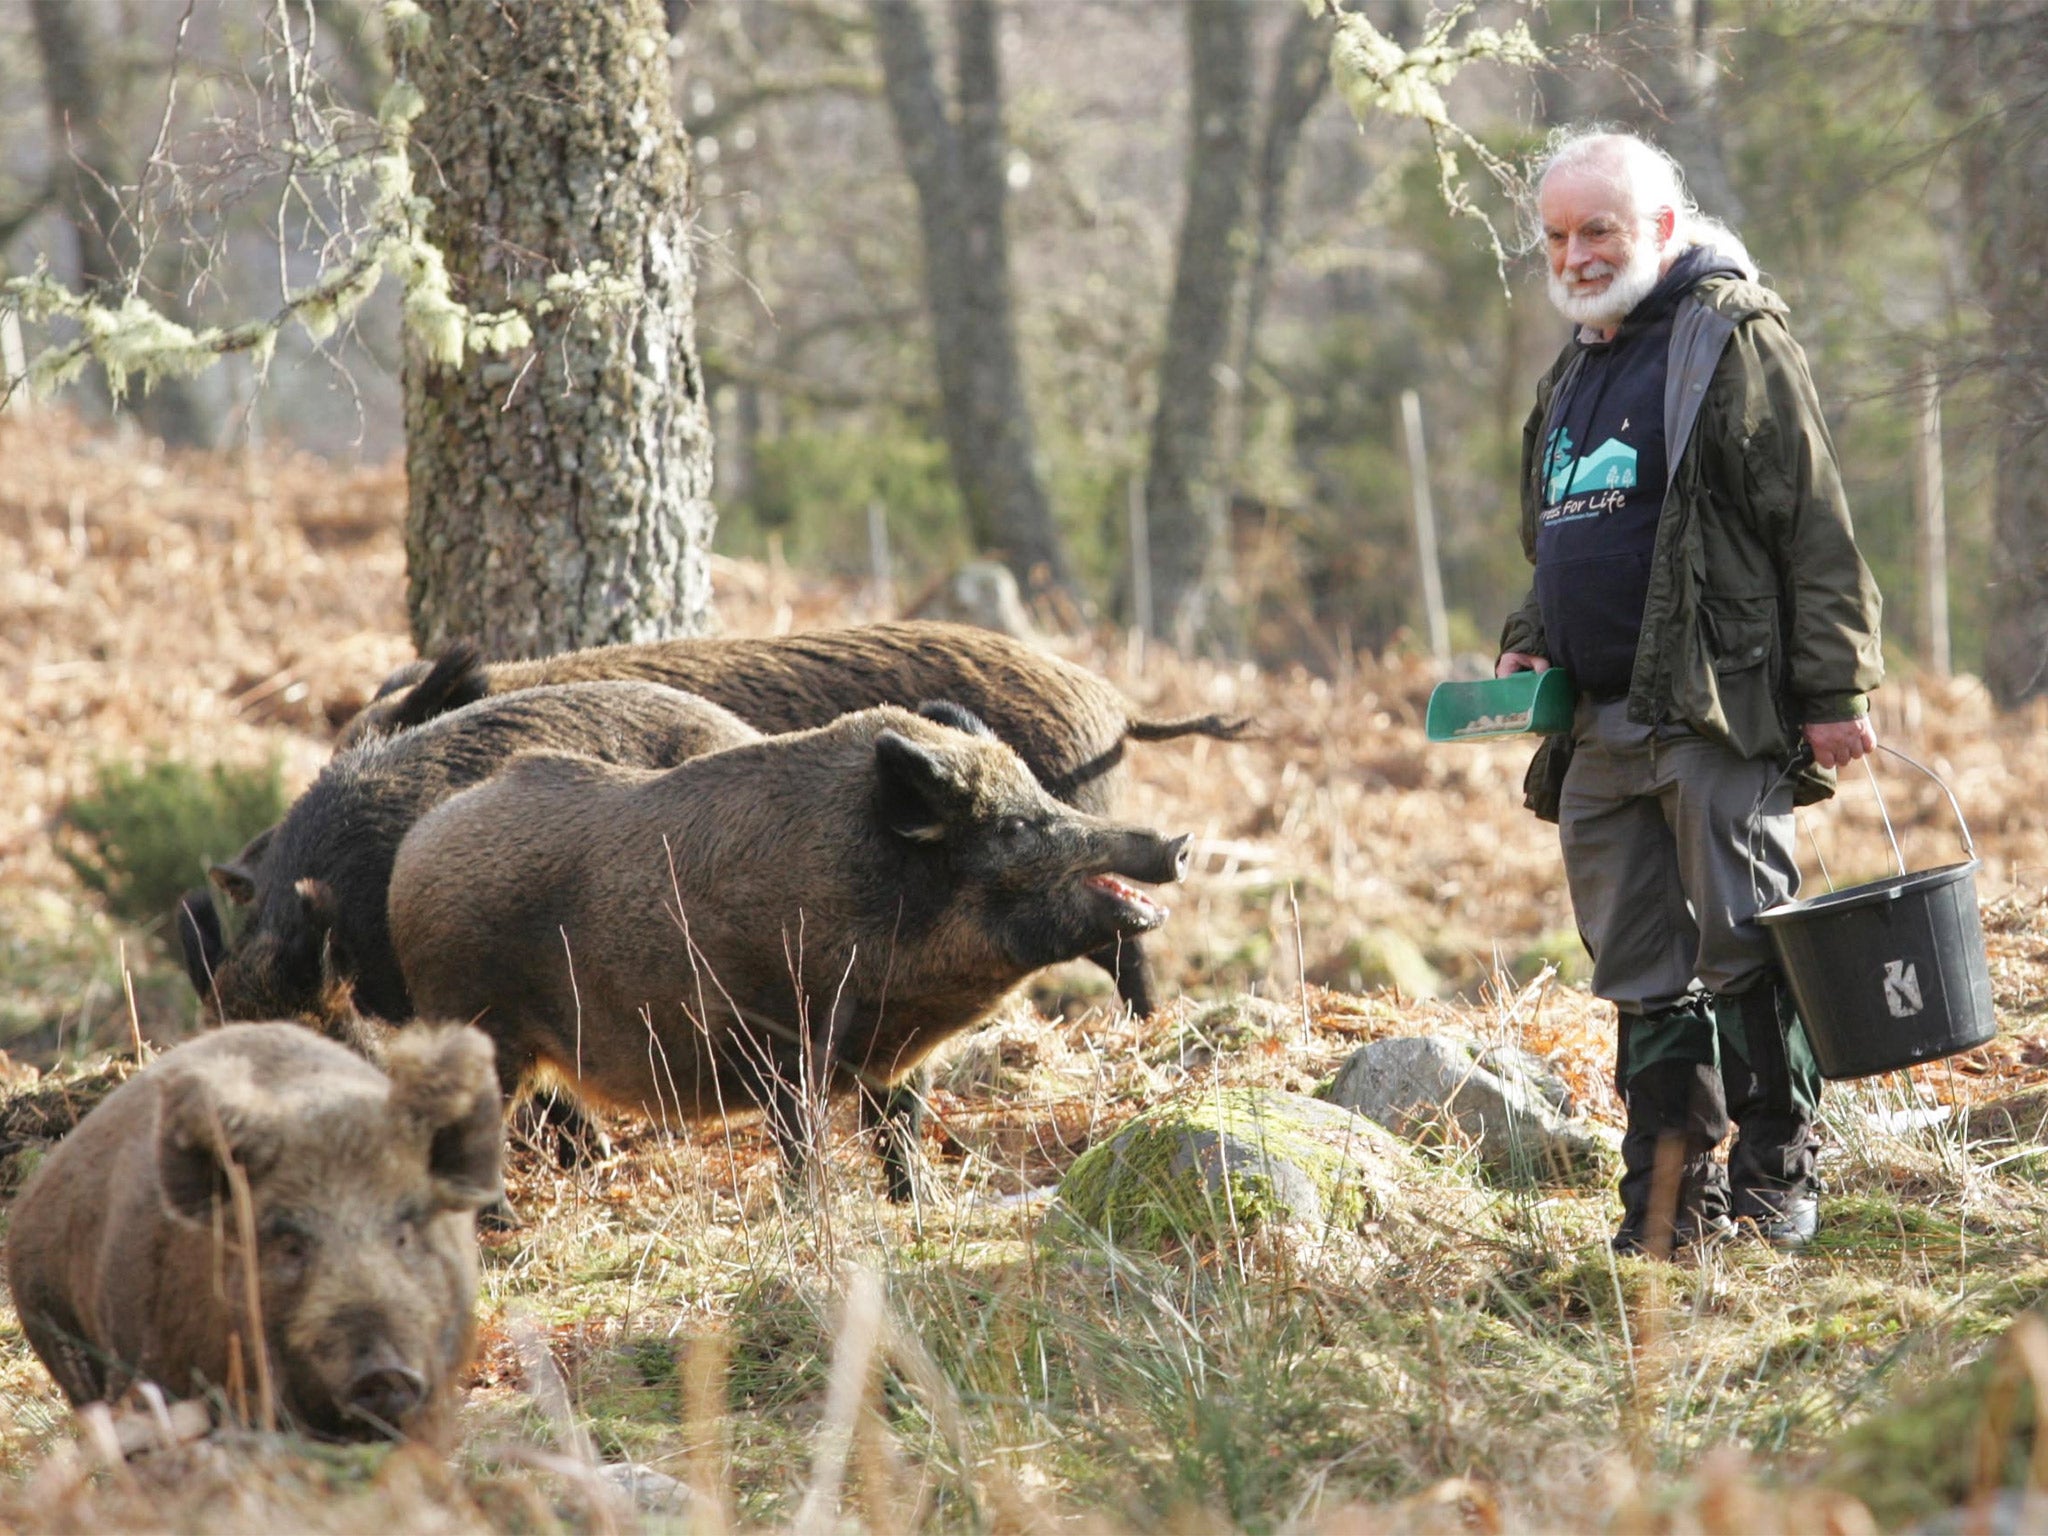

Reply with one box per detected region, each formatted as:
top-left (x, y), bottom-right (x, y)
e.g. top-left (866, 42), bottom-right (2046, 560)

top-left (793, 1266), bottom-right (886, 1535)
top-left (1290, 882), bottom-right (1311, 1046)
top-left (119, 940), bottom-right (144, 1061)
top-left (219, 1144), bottom-right (276, 1434)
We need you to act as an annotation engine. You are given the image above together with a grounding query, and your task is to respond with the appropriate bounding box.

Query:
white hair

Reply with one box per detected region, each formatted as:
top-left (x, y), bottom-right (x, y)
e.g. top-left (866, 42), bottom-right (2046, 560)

top-left (1528, 125), bottom-right (1758, 281)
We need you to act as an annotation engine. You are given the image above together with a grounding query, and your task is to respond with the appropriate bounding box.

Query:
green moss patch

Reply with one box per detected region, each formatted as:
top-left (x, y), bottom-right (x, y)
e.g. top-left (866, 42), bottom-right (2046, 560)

top-left (1816, 1321), bottom-right (2029, 1528)
top-left (1055, 1087), bottom-right (1491, 1249)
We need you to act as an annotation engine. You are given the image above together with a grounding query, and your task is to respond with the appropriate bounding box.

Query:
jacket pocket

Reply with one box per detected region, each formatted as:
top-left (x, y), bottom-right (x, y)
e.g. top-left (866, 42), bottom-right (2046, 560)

top-left (1523, 733), bottom-right (1575, 825)
top-left (1700, 594), bottom-right (1787, 756)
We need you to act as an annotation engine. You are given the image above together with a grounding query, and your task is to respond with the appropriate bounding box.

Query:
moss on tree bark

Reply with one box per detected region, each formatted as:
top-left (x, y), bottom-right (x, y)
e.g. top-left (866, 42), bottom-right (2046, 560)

top-left (404, 0), bottom-right (715, 660)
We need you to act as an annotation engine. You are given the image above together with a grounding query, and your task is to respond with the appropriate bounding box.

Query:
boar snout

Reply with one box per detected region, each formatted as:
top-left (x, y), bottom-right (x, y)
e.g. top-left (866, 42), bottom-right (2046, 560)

top-left (344, 1349), bottom-right (428, 1433)
top-left (1155, 832), bottom-right (1193, 885)
top-left (1109, 829), bottom-right (1191, 887)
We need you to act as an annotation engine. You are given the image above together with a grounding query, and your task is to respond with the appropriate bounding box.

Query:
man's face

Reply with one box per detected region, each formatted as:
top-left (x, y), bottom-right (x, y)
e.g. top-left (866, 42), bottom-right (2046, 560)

top-left (1540, 164), bottom-right (1671, 331)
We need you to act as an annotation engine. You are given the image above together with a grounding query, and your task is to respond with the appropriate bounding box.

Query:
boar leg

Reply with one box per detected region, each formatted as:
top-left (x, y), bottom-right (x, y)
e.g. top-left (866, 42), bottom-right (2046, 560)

top-left (719, 1034), bottom-right (825, 1190)
top-left (859, 1071), bottom-right (931, 1204)
top-left (13, 1292), bottom-right (107, 1406)
top-left (1088, 936), bottom-right (1159, 1018)
top-left (510, 1090), bottom-right (613, 1170)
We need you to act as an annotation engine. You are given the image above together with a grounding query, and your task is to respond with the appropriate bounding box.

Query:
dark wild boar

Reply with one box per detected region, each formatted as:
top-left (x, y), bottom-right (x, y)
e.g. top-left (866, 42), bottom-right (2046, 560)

top-left (388, 705), bottom-right (1190, 1199)
top-left (6, 1023), bottom-right (502, 1443)
top-left (180, 660), bottom-right (759, 1029)
top-left (340, 623), bottom-right (1243, 1015)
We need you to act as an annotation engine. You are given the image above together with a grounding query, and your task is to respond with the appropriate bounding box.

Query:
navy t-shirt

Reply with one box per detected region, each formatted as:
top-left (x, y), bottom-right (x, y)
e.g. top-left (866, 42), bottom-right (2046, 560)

top-left (1533, 246), bottom-right (1740, 698)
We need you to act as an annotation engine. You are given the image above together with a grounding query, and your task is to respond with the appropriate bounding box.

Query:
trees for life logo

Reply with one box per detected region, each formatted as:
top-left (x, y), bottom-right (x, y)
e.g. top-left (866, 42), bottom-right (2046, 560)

top-left (1883, 960), bottom-right (1924, 1018)
top-left (1543, 427), bottom-right (1640, 502)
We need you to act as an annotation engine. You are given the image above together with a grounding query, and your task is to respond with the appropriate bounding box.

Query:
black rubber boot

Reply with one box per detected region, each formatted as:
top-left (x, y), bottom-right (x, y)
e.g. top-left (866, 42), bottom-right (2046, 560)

top-left (1612, 1003), bottom-right (1734, 1257)
top-left (1717, 971), bottom-right (1823, 1250)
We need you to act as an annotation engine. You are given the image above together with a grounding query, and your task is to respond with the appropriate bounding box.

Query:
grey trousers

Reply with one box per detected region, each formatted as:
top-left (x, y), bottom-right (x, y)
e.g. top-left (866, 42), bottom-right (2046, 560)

top-left (1558, 696), bottom-right (1799, 1016)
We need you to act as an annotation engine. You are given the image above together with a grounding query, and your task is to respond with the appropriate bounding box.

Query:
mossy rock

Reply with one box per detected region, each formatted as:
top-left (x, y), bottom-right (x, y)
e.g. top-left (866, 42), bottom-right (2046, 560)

top-left (1326, 1035), bottom-right (1619, 1188)
top-left (1055, 1087), bottom-right (1487, 1248)
top-left (1509, 929), bottom-right (1592, 987)
top-left (1309, 930), bottom-right (1444, 1000)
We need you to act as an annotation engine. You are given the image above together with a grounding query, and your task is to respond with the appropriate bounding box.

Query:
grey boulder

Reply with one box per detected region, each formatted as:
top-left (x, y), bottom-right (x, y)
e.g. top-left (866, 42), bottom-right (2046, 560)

top-left (1326, 1035), bottom-right (1616, 1185)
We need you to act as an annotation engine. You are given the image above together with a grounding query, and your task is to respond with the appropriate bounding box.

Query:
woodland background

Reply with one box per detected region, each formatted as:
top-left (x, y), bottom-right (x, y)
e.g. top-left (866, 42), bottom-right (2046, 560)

top-left (2, 0), bottom-right (2037, 688)
top-left (6, 2), bottom-right (2048, 1531)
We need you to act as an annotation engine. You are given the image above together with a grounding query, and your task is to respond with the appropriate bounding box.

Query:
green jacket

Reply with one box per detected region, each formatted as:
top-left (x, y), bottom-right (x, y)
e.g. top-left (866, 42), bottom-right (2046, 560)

top-left (1503, 274), bottom-right (1884, 813)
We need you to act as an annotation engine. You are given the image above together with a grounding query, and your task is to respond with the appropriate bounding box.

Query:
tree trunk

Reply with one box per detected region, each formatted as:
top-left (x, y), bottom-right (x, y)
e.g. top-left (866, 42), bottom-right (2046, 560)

top-left (403, 0), bottom-right (715, 661)
top-left (1943, 3), bottom-right (2048, 706)
top-left (871, 0), bottom-right (1067, 591)
top-left (28, 0), bottom-right (212, 447)
top-left (1598, 0), bottom-right (1742, 224)
top-left (1224, 5), bottom-right (1331, 477)
top-left (1145, 0), bottom-right (1256, 645)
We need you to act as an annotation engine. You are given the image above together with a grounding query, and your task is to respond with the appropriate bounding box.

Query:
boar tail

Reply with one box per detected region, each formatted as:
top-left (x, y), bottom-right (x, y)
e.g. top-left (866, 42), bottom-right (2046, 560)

top-left (1127, 712), bottom-right (1253, 743)
top-left (388, 642), bottom-right (490, 733)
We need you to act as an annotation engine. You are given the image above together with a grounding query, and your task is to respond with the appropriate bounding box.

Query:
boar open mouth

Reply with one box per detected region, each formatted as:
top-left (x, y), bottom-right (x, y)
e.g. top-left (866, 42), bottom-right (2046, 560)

top-left (1084, 872), bottom-right (1170, 933)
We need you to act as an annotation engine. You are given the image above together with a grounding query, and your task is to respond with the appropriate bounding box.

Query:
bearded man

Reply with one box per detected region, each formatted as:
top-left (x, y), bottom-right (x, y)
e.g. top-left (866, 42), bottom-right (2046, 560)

top-left (1496, 129), bottom-right (1884, 1254)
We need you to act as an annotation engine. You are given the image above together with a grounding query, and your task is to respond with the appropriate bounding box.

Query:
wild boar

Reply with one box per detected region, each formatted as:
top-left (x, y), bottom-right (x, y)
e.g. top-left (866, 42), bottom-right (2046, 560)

top-left (179, 659), bottom-right (760, 1031)
top-left (388, 705), bottom-right (1190, 1199)
top-left (338, 623), bottom-right (1243, 1015)
top-left (6, 1023), bottom-right (502, 1443)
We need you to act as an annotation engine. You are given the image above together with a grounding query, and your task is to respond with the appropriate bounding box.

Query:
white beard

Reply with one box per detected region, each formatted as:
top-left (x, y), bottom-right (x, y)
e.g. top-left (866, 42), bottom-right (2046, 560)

top-left (1548, 233), bottom-right (1666, 329)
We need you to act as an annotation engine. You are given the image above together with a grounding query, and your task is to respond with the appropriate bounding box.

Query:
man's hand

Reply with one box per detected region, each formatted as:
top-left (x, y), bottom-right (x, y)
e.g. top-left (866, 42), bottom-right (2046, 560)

top-left (1496, 652), bottom-right (1550, 678)
top-left (1803, 716), bottom-right (1877, 770)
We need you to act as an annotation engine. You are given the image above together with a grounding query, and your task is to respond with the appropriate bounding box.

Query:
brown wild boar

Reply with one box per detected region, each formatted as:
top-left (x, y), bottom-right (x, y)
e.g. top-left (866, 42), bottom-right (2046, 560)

top-left (340, 623), bottom-right (1244, 1015)
top-left (179, 663), bottom-right (759, 1030)
top-left (6, 1023), bottom-right (502, 1443)
top-left (388, 705), bottom-right (1189, 1200)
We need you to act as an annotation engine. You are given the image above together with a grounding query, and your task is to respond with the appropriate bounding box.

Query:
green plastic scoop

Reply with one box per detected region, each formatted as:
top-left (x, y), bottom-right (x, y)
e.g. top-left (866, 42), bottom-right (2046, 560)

top-left (1425, 669), bottom-right (1577, 742)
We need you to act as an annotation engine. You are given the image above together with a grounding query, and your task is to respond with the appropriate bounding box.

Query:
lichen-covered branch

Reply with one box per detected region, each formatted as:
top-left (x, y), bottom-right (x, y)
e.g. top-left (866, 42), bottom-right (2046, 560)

top-left (1310, 0), bottom-right (1543, 281)
top-left (0, 1), bottom-right (631, 415)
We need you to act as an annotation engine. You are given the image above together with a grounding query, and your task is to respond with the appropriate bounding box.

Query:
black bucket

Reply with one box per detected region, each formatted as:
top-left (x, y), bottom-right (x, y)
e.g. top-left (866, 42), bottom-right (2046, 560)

top-left (1753, 746), bottom-right (1996, 1080)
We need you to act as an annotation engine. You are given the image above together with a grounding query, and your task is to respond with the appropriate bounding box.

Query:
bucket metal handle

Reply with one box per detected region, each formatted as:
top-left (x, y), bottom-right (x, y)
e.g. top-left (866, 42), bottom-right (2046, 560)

top-left (1747, 742), bottom-right (1976, 911)
top-left (1867, 743), bottom-right (1977, 865)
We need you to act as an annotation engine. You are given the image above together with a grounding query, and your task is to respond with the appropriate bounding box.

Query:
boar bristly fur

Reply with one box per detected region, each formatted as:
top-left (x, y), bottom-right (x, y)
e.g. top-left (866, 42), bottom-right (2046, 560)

top-left (6, 1023), bottom-right (502, 1444)
top-left (337, 622), bottom-right (1242, 1015)
top-left (189, 677), bottom-right (759, 1030)
top-left (389, 706), bottom-right (1190, 1198)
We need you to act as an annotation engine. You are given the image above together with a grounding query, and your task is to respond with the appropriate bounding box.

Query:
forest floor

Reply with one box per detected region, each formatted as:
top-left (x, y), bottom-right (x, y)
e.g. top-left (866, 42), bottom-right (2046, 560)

top-left (2, 409), bottom-right (2048, 1531)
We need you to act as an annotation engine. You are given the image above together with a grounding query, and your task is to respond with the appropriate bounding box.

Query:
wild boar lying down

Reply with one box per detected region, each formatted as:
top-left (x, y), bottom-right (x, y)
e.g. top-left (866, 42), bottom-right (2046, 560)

top-left (179, 671), bottom-right (758, 1028)
top-left (389, 705), bottom-right (1190, 1199)
top-left (343, 622), bottom-right (1244, 1016)
top-left (6, 1023), bottom-right (502, 1443)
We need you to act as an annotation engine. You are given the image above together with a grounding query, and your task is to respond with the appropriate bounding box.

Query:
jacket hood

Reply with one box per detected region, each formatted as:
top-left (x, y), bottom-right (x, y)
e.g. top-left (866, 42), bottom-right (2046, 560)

top-left (1621, 243), bottom-right (1750, 333)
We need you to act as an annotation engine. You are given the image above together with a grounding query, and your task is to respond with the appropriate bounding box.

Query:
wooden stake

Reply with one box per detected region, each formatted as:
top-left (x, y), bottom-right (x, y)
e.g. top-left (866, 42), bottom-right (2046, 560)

top-left (1126, 474), bottom-right (1153, 652)
top-left (1913, 360), bottom-right (1950, 677)
top-left (0, 309), bottom-right (27, 416)
top-left (865, 500), bottom-right (892, 615)
top-left (1400, 389), bottom-right (1451, 670)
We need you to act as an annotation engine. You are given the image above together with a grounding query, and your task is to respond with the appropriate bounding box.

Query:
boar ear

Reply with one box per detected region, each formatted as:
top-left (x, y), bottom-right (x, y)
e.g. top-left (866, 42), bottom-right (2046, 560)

top-left (874, 730), bottom-right (965, 843)
top-left (383, 1026), bottom-right (504, 1212)
top-left (207, 826), bottom-right (276, 906)
top-left (208, 860), bottom-right (257, 906)
top-left (155, 1066), bottom-right (279, 1226)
